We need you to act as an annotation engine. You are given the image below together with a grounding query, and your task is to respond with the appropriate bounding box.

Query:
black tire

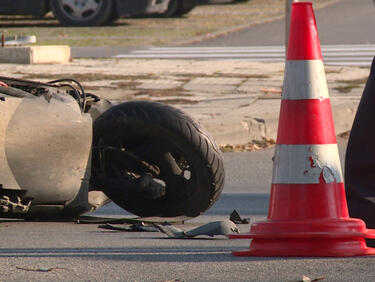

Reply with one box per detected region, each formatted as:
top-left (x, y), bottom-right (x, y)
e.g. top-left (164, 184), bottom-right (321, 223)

top-left (50, 0), bottom-right (114, 26)
top-left (93, 101), bottom-right (225, 217)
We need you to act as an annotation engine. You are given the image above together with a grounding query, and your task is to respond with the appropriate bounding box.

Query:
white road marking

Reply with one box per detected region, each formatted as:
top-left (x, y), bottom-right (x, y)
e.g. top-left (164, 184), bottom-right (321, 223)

top-left (113, 44), bottom-right (375, 66)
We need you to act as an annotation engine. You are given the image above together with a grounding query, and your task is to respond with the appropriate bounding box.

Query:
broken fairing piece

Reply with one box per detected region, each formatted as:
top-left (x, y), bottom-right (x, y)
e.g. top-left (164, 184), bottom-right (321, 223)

top-left (294, 275), bottom-right (325, 282)
top-left (156, 220), bottom-right (240, 239)
top-left (16, 266), bottom-right (65, 272)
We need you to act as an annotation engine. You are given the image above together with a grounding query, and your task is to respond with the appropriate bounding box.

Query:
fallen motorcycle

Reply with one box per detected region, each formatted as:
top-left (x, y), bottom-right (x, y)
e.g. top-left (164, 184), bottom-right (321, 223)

top-left (0, 76), bottom-right (225, 219)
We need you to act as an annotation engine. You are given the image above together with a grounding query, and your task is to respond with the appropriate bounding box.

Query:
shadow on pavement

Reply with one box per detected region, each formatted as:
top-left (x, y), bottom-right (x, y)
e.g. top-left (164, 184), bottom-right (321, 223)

top-left (0, 246), bottom-right (294, 262)
top-left (207, 193), bottom-right (269, 216)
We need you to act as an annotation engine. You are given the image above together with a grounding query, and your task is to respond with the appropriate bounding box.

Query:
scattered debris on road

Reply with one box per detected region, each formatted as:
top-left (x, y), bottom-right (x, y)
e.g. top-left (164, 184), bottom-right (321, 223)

top-left (293, 275), bottom-right (325, 282)
top-left (259, 87), bottom-right (282, 94)
top-left (156, 220), bottom-right (239, 239)
top-left (16, 266), bottom-right (66, 272)
top-left (229, 210), bottom-right (250, 224)
top-left (98, 222), bottom-right (159, 232)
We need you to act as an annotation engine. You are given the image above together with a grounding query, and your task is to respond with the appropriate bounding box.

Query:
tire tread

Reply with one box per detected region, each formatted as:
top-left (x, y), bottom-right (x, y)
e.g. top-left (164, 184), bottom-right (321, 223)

top-left (94, 101), bottom-right (225, 217)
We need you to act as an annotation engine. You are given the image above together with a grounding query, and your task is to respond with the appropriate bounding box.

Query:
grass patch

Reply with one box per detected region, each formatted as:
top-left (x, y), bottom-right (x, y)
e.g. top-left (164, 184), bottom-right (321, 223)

top-left (174, 72), bottom-right (270, 80)
top-left (111, 80), bottom-right (142, 89)
top-left (325, 68), bottom-right (343, 74)
top-left (83, 85), bottom-right (116, 91)
top-left (0, 0), bottom-right (338, 47)
top-left (336, 78), bottom-right (368, 84)
top-left (173, 73), bottom-right (209, 79)
top-left (154, 98), bottom-right (199, 105)
top-left (214, 73), bottom-right (270, 79)
top-left (136, 87), bottom-right (191, 97)
top-left (334, 77), bottom-right (367, 93)
top-left (338, 130), bottom-right (350, 139)
top-left (16, 72), bottom-right (153, 82)
top-left (334, 84), bottom-right (358, 93)
top-left (132, 86), bottom-right (195, 99)
top-left (220, 137), bottom-right (276, 152)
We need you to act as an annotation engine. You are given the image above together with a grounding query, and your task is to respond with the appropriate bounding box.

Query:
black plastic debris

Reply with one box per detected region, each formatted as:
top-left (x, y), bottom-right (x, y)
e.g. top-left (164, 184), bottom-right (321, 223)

top-left (229, 210), bottom-right (250, 224)
top-left (98, 222), bottom-right (159, 232)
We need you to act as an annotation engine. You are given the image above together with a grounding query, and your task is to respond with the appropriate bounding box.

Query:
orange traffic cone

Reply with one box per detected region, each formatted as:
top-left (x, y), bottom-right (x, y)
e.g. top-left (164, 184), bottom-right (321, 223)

top-left (230, 2), bottom-right (375, 256)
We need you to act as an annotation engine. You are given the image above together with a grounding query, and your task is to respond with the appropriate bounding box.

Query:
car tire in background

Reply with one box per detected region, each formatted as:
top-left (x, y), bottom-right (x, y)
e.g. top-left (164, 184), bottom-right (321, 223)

top-left (50, 0), bottom-right (114, 26)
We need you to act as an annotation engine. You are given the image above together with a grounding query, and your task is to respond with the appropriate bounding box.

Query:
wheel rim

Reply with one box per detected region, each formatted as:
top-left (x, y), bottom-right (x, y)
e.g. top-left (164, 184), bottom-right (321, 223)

top-left (59, 0), bottom-right (103, 21)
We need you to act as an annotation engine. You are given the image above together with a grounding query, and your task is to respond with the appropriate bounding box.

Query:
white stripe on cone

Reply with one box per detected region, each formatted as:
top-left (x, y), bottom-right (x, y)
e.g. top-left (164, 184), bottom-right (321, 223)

top-left (283, 60), bottom-right (329, 100)
top-left (272, 144), bottom-right (343, 184)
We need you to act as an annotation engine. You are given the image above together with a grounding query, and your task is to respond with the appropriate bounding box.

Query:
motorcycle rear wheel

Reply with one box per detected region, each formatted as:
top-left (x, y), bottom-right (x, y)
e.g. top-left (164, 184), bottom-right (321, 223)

top-left (92, 101), bottom-right (225, 217)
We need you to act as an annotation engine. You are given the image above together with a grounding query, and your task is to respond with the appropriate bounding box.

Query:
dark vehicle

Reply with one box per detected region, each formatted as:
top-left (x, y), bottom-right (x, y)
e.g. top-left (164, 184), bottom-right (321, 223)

top-left (157, 0), bottom-right (201, 17)
top-left (0, 76), bottom-right (225, 219)
top-left (0, 0), bottom-right (196, 26)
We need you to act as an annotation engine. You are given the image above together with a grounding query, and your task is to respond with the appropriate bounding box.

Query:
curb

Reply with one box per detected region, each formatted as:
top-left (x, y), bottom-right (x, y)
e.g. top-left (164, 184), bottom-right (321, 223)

top-left (192, 97), bottom-right (358, 146)
top-left (0, 46), bottom-right (71, 64)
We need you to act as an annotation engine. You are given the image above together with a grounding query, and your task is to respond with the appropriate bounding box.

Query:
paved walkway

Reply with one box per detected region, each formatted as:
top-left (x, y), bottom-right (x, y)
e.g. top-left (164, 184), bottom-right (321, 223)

top-left (4, 58), bottom-right (368, 145)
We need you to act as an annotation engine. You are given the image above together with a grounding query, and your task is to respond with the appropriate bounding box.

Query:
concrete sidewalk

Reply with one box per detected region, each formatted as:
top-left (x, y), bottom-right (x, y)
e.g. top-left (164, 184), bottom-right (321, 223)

top-left (3, 58), bottom-right (368, 146)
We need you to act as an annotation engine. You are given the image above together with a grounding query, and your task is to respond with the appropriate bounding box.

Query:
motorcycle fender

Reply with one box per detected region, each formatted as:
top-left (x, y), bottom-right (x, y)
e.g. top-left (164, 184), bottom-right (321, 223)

top-left (0, 97), bottom-right (23, 189)
top-left (1, 94), bottom-right (92, 205)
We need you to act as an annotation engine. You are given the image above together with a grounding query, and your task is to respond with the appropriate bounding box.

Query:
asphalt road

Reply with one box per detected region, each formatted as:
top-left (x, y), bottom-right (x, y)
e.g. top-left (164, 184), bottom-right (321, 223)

top-left (2, 1), bottom-right (375, 281)
top-left (3, 139), bottom-right (373, 282)
top-left (110, 44), bottom-right (375, 66)
top-left (72, 0), bottom-right (375, 58)
top-left (190, 0), bottom-right (375, 47)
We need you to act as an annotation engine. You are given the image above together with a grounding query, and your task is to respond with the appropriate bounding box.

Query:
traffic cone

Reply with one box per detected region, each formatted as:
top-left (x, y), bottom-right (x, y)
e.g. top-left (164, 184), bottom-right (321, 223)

top-left (229, 2), bottom-right (375, 256)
